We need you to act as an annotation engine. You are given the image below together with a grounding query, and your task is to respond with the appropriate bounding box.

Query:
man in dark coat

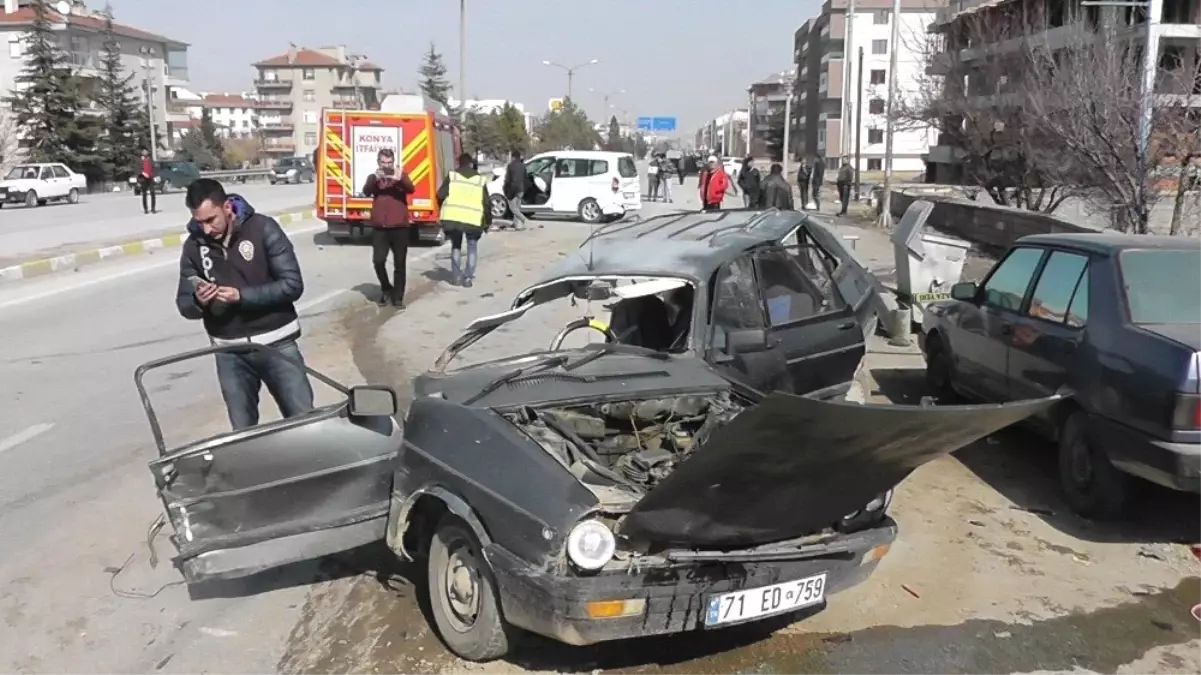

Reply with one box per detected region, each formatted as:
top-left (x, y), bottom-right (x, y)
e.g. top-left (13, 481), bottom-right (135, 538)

top-left (811, 155), bottom-right (826, 210)
top-left (503, 150), bottom-right (528, 230)
top-left (758, 163), bottom-right (795, 210)
top-left (797, 159), bottom-right (812, 208)
top-left (737, 156), bottom-right (761, 208)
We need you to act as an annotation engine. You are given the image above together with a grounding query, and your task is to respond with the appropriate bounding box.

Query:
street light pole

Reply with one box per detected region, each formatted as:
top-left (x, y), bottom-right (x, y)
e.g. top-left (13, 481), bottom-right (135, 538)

top-left (590, 88), bottom-right (624, 122)
top-left (842, 0), bottom-right (857, 158)
top-left (854, 47), bottom-right (865, 201)
top-left (459, 0), bottom-right (466, 106)
top-left (877, 0), bottom-right (902, 227)
top-left (139, 46), bottom-right (158, 161)
top-left (542, 59), bottom-right (599, 101)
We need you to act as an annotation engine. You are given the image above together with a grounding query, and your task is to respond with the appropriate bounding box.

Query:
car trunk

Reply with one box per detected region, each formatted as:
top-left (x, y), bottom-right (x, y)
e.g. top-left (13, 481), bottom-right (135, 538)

top-left (508, 389), bottom-right (1057, 549)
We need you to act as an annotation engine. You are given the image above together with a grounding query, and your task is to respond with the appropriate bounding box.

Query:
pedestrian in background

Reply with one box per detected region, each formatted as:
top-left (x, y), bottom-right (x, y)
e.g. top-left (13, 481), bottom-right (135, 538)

top-left (811, 155), bottom-right (826, 211)
top-left (737, 156), bottom-right (761, 208)
top-left (437, 152), bottom-right (492, 288)
top-left (797, 158), bottom-right (812, 209)
top-left (836, 157), bottom-right (854, 216)
top-left (699, 155), bottom-right (730, 212)
top-left (657, 153), bottom-right (675, 203)
top-left (137, 148), bottom-right (157, 215)
top-left (647, 154), bottom-right (661, 202)
top-left (759, 163), bottom-right (794, 210)
top-left (175, 179), bottom-right (313, 430)
top-left (362, 148), bottom-right (416, 309)
top-left (502, 150), bottom-right (528, 231)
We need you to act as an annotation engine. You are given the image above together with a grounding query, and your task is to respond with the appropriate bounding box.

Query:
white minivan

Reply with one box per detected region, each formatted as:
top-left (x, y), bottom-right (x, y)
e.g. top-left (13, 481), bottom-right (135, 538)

top-left (488, 150), bottom-right (641, 224)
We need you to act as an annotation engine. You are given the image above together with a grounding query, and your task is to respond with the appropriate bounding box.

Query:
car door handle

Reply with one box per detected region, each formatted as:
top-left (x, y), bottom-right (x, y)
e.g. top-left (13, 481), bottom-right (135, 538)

top-left (837, 321), bottom-right (855, 330)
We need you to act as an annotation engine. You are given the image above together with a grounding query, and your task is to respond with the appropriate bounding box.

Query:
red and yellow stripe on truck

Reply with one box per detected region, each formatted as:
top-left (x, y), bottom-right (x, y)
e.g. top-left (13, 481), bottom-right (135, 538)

top-left (316, 107), bottom-right (458, 242)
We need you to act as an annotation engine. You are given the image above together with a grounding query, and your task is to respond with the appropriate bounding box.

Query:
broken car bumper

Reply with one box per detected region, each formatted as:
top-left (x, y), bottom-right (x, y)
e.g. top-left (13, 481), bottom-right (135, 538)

top-left (485, 518), bottom-right (896, 646)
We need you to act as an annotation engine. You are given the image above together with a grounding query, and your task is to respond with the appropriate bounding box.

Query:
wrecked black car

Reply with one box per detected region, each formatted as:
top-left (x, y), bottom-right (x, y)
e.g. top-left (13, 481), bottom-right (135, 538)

top-left (135, 210), bottom-right (1058, 663)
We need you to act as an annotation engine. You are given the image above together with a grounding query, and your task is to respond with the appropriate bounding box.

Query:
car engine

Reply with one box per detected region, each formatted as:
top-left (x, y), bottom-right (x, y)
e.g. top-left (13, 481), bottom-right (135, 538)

top-left (510, 394), bottom-right (746, 490)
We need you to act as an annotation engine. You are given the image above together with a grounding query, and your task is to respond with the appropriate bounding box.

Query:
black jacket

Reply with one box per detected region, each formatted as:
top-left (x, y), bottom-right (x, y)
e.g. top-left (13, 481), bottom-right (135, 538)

top-left (175, 195), bottom-right (304, 342)
top-left (738, 165), bottom-right (762, 196)
top-left (758, 173), bottom-right (795, 210)
top-left (436, 166), bottom-right (493, 228)
top-left (797, 165), bottom-right (812, 187)
top-left (503, 158), bottom-right (526, 199)
top-left (837, 164), bottom-right (853, 185)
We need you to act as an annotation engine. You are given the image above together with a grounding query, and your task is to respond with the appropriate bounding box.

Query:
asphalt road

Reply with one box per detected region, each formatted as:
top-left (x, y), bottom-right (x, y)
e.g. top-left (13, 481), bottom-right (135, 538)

top-left (0, 182), bottom-right (316, 266)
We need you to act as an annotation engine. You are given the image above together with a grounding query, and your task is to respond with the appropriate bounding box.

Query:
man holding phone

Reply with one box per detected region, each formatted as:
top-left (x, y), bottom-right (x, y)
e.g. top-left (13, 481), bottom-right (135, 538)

top-left (362, 148), bottom-right (416, 308)
top-left (175, 178), bottom-right (314, 430)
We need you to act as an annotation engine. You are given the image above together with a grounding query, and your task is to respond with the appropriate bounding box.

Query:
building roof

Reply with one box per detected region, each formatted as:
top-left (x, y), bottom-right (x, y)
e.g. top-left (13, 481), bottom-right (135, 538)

top-left (356, 60), bottom-right (382, 71)
top-left (202, 93), bottom-right (255, 107)
top-left (0, 6), bottom-right (186, 47)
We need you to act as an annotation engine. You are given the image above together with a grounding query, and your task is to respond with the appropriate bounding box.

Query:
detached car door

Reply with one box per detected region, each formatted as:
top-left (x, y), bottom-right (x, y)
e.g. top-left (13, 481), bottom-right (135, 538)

top-left (753, 245), bottom-right (865, 398)
top-left (136, 345), bottom-right (403, 584)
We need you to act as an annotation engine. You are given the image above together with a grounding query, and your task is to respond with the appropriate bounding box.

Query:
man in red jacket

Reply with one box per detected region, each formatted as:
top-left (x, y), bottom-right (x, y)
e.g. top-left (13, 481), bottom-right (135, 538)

top-left (698, 155), bottom-right (730, 212)
top-left (362, 148), bottom-right (416, 309)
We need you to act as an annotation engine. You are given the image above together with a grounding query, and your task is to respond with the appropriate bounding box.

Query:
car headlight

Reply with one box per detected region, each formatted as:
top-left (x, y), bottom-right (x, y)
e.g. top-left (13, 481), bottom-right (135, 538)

top-left (839, 490), bottom-right (892, 530)
top-left (566, 519), bottom-right (616, 571)
top-left (864, 489), bottom-right (893, 513)
top-left (128, 177), bottom-right (136, 184)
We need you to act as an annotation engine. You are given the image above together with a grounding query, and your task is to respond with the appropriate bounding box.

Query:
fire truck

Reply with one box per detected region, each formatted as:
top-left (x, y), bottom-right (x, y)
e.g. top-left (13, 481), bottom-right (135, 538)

top-left (316, 94), bottom-right (461, 244)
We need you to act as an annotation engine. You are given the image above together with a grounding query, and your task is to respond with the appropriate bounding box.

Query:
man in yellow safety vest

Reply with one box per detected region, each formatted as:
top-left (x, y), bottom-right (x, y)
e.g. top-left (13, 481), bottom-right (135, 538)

top-left (436, 152), bottom-right (493, 287)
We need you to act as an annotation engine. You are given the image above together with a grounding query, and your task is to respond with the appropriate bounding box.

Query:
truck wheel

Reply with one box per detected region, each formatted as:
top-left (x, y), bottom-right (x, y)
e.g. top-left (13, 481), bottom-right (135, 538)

top-left (24, 191), bottom-right (37, 207)
top-left (427, 516), bottom-right (513, 662)
top-left (1058, 411), bottom-right (1131, 519)
top-left (67, 188), bottom-right (80, 204)
top-left (578, 198), bottom-right (603, 224)
top-left (489, 194), bottom-right (509, 219)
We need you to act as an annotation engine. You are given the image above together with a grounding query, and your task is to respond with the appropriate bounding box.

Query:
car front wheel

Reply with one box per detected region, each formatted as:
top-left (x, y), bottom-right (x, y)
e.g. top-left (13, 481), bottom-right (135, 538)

top-left (489, 194), bottom-right (509, 219)
top-left (427, 516), bottom-right (513, 662)
top-left (1058, 411), bottom-right (1131, 519)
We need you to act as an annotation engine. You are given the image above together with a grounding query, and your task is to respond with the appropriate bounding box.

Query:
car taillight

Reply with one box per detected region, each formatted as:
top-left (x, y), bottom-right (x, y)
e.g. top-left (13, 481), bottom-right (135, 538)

top-left (611, 177), bottom-right (619, 193)
top-left (1170, 393), bottom-right (1201, 430)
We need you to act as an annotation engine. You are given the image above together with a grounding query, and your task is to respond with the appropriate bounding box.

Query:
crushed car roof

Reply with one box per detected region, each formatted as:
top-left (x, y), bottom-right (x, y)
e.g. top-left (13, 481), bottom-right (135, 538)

top-left (533, 209), bottom-right (821, 284)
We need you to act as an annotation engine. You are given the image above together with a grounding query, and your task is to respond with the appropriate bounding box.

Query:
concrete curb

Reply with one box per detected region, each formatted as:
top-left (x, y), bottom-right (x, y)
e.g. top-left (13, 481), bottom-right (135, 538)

top-left (0, 208), bottom-right (317, 285)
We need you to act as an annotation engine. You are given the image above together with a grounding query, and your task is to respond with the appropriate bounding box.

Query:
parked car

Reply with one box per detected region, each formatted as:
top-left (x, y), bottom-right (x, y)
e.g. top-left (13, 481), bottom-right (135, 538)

top-left (270, 156), bottom-right (315, 185)
top-left (487, 150), bottom-right (641, 224)
top-left (0, 163), bottom-right (87, 207)
top-left (135, 211), bottom-right (1054, 660)
top-left (130, 160), bottom-right (202, 195)
top-left (920, 233), bottom-right (1201, 518)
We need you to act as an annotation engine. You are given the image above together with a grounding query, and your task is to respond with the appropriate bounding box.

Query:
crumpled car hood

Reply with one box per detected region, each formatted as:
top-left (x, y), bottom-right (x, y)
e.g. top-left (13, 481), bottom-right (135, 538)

top-left (617, 392), bottom-right (1059, 548)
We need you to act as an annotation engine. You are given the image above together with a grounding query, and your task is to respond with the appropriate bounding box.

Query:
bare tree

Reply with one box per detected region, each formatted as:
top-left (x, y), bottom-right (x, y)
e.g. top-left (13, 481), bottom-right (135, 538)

top-left (1156, 64), bottom-right (1201, 236)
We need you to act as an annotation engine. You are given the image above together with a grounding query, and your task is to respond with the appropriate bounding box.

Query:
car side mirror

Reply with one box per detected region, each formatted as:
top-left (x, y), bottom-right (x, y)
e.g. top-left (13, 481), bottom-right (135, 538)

top-left (727, 328), bottom-right (771, 354)
top-left (349, 386), bottom-right (398, 417)
top-left (950, 282), bottom-right (978, 302)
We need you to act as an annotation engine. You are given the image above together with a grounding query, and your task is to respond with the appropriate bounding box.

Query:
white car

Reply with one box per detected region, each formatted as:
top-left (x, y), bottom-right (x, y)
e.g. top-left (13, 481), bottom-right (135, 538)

top-left (488, 150), bottom-right (641, 224)
top-left (0, 162), bottom-right (88, 207)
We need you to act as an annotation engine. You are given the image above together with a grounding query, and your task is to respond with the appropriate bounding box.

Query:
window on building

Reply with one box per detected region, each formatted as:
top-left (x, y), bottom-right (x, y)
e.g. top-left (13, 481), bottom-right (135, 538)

top-left (8, 35), bottom-right (23, 58)
top-left (868, 98), bottom-right (885, 114)
top-left (872, 39), bottom-right (888, 55)
top-left (259, 69), bottom-right (277, 82)
top-left (874, 10), bottom-right (889, 24)
top-left (867, 158), bottom-right (882, 171)
top-left (304, 132), bottom-right (317, 146)
top-left (302, 68), bottom-right (315, 80)
top-left (868, 129), bottom-right (884, 144)
top-left (303, 110), bottom-right (318, 124)
top-left (303, 89), bottom-right (316, 102)
top-left (870, 69), bottom-right (886, 85)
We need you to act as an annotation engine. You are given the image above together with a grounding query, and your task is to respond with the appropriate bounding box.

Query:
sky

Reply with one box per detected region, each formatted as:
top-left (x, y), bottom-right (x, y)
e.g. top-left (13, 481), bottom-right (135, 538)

top-left (106, 0), bottom-right (823, 134)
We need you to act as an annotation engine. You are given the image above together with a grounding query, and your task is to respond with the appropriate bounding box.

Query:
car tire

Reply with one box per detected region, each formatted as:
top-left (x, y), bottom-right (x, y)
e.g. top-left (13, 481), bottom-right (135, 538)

top-left (578, 198), bottom-right (603, 224)
top-left (489, 194), bottom-right (510, 219)
top-left (427, 516), bottom-right (513, 662)
top-left (923, 335), bottom-right (959, 403)
top-left (24, 191), bottom-right (37, 207)
top-left (1058, 410), bottom-right (1131, 519)
top-left (67, 188), bottom-right (80, 204)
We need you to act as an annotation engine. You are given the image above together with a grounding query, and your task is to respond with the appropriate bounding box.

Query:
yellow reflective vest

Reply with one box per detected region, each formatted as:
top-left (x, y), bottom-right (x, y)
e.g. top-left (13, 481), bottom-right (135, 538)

top-left (441, 171), bottom-right (488, 227)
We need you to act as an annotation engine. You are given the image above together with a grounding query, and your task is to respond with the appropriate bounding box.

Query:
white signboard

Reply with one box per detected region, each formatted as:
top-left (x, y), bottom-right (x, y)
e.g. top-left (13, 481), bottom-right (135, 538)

top-left (351, 126), bottom-right (402, 197)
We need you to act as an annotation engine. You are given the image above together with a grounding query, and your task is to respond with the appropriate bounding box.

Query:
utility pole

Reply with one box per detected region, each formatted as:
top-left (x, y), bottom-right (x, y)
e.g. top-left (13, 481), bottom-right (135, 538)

top-left (854, 47), bottom-right (864, 201)
top-left (542, 59), bottom-right (599, 102)
top-left (842, 0), bottom-right (857, 158)
top-left (877, 0), bottom-right (902, 227)
top-left (139, 46), bottom-right (158, 160)
top-left (781, 71), bottom-right (796, 178)
top-left (459, 0), bottom-right (466, 108)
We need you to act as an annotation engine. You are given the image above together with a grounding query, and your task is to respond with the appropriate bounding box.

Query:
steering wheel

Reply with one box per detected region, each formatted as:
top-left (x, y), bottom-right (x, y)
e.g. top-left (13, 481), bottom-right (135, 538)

top-left (549, 317), bottom-right (617, 350)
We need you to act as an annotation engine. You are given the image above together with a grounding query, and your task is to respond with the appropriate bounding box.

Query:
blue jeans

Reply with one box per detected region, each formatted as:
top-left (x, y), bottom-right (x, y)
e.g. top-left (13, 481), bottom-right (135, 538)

top-left (215, 340), bottom-right (315, 430)
top-left (449, 228), bottom-right (481, 280)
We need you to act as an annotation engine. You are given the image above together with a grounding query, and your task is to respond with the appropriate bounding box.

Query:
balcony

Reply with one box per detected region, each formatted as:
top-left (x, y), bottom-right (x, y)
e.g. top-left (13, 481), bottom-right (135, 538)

top-left (256, 98), bottom-right (293, 110)
top-left (259, 122), bottom-right (295, 133)
top-left (331, 100), bottom-right (363, 109)
top-left (165, 102), bottom-right (193, 123)
top-left (263, 141), bottom-right (296, 153)
top-left (165, 66), bottom-right (189, 86)
top-left (255, 79), bottom-right (293, 89)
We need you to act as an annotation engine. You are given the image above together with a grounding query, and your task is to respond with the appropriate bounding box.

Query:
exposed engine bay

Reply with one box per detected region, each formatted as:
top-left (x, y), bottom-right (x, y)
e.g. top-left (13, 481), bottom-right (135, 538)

top-left (507, 393), bottom-right (747, 496)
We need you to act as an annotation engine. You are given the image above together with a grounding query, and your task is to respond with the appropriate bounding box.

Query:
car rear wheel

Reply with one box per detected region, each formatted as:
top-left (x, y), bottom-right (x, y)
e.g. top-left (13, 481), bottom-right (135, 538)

top-left (489, 194), bottom-right (509, 219)
top-left (578, 198), bottom-right (603, 224)
top-left (67, 188), bottom-right (80, 204)
top-left (24, 191), bottom-right (37, 207)
top-left (427, 516), bottom-right (513, 662)
top-left (1058, 411), bottom-right (1131, 519)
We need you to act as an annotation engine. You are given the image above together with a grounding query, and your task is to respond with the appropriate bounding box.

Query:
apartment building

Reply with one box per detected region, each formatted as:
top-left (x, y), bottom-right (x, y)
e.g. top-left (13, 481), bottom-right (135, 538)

top-left (201, 93), bottom-right (258, 139)
top-left (0, 0), bottom-right (191, 152)
top-left (793, 0), bottom-right (941, 172)
top-left (693, 110), bottom-right (749, 156)
top-left (251, 45), bottom-right (383, 159)
top-left (926, 0), bottom-right (1200, 182)
top-left (747, 70), bottom-right (794, 158)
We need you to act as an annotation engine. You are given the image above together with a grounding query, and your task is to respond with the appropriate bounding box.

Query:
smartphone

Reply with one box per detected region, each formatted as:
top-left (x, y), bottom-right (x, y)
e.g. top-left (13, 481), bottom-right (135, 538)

top-left (188, 275), bottom-right (208, 291)
top-left (379, 166), bottom-right (395, 177)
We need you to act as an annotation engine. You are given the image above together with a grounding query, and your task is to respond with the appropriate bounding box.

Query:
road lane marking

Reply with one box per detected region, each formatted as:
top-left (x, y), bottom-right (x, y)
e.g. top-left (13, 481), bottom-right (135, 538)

top-left (298, 289), bottom-right (349, 313)
top-left (0, 423), bottom-right (55, 454)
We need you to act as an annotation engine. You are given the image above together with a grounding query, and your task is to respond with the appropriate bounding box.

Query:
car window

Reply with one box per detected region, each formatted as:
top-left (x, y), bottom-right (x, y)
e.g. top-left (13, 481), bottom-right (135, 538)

top-left (51, 165), bottom-right (70, 178)
top-left (1066, 266), bottom-right (1089, 328)
top-left (40, 166), bottom-right (53, 180)
top-left (709, 256), bottom-right (765, 351)
top-left (1026, 251), bottom-right (1088, 325)
top-left (526, 157), bottom-right (554, 176)
top-left (1119, 249), bottom-right (1201, 324)
top-left (555, 158), bottom-right (585, 177)
top-left (755, 248), bottom-right (842, 325)
top-left (588, 160), bottom-right (609, 176)
top-left (982, 247), bottom-right (1043, 312)
top-left (618, 156), bottom-right (637, 178)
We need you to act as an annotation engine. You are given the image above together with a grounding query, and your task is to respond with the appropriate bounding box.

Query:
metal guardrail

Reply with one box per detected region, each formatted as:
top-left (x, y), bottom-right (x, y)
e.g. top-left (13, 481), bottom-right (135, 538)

top-left (198, 168), bottom-right (273, 184)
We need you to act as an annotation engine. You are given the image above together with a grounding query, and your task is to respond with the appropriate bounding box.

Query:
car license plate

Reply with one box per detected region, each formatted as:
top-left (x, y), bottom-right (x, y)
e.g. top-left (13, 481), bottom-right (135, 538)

top-left (705, 572), bottom-right (826, 627)
top-left (623, 191), bottom-right (636, 199)
top-left (913, 292), bottom-right (951, 303)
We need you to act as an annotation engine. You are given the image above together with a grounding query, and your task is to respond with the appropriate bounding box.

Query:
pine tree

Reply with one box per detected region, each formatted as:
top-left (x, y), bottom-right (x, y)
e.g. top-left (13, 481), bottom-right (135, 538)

top-left (198, 107), bottom-right (224, 160)
top-left (4, 0), bottom-right (100, 177)
top-left (94, 5), bottom-right (144, 181)
top-left (418, 43), bottom-right (452, 110)
top-left (494, 103), bottom-right (529, 157)
top-left (606, 115), bottom-right (622, 151)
